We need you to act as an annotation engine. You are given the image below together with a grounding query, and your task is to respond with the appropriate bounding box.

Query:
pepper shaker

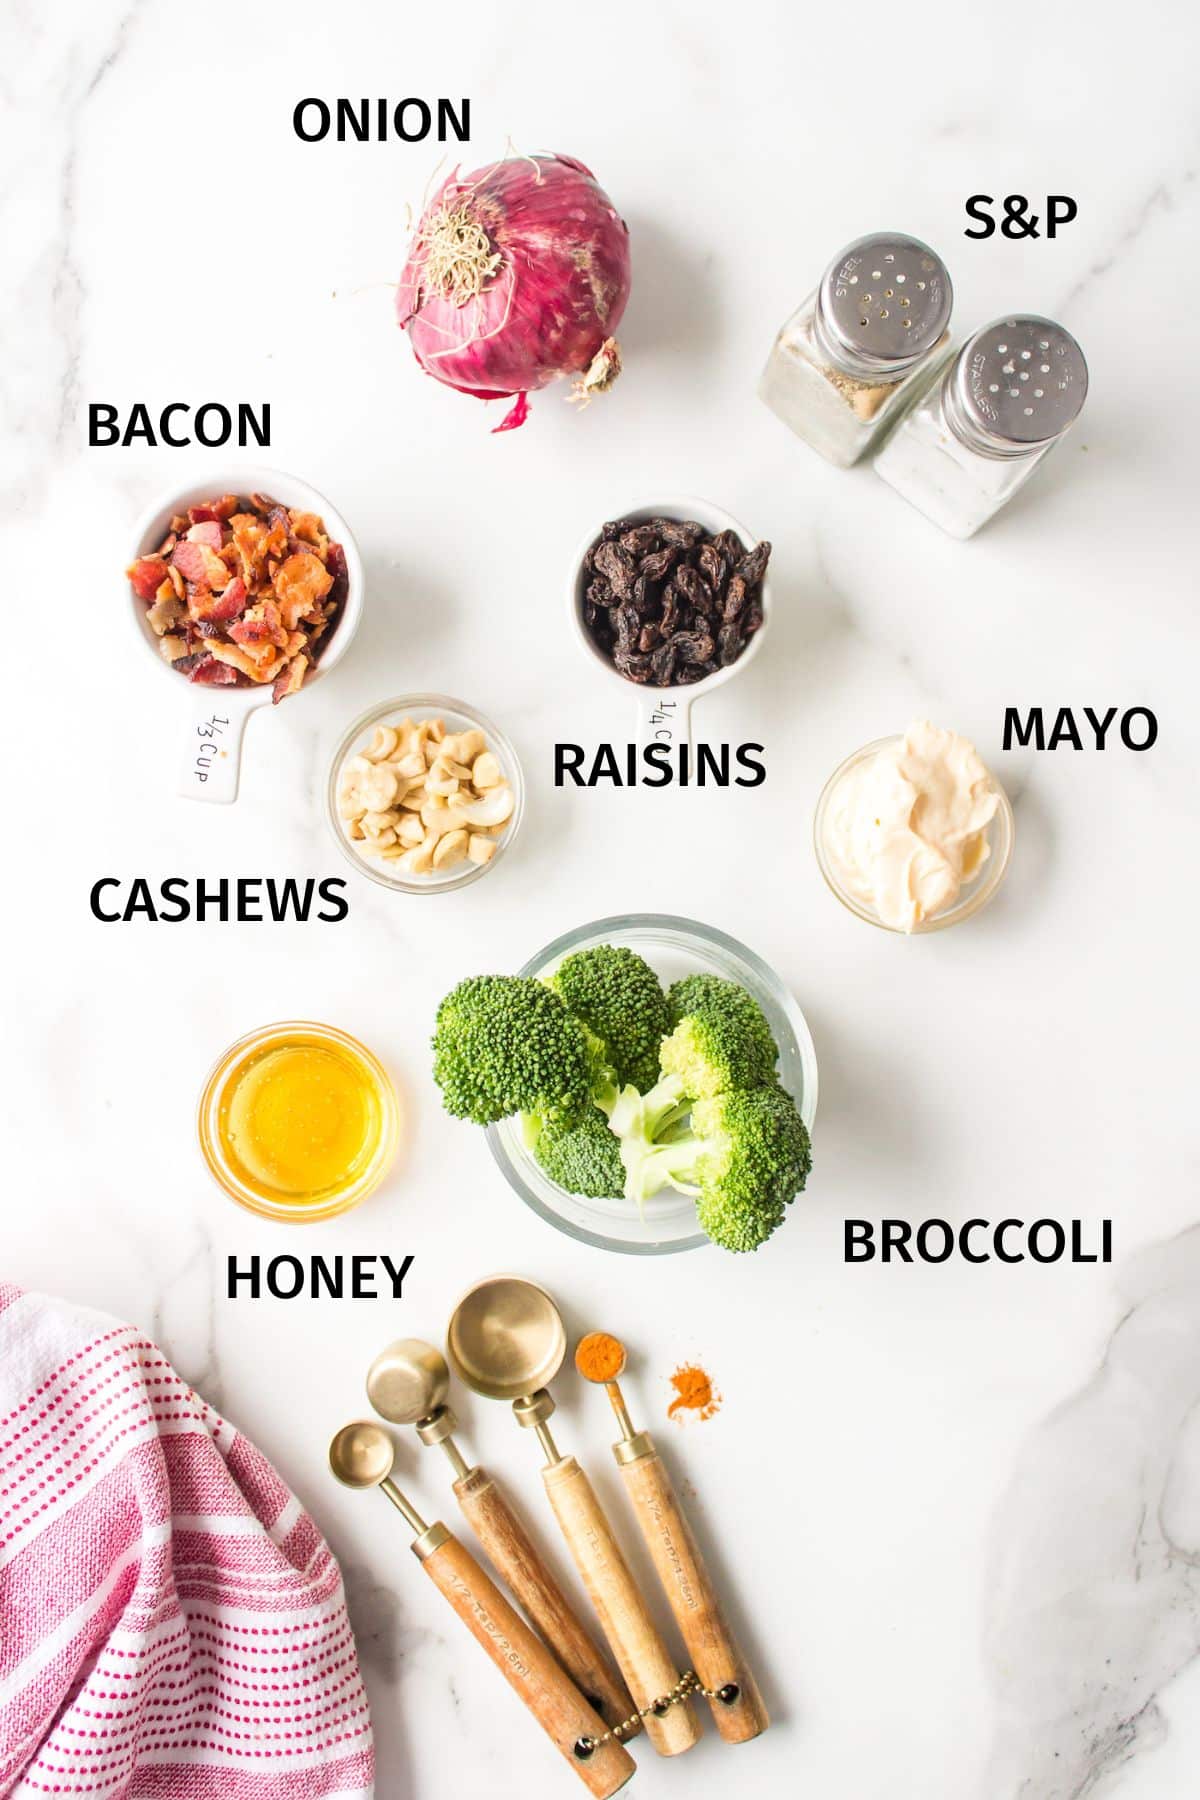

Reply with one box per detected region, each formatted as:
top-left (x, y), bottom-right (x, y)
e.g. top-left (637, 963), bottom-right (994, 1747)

top-left (758, 232), bottom-right (955, 468)
top-left (874, 315), bottom-right (1088, 538)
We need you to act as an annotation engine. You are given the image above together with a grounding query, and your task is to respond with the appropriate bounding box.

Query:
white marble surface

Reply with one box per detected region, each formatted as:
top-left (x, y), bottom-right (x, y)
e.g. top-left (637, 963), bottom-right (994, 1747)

top-left (4, 1), bottom-right (1199, 1795)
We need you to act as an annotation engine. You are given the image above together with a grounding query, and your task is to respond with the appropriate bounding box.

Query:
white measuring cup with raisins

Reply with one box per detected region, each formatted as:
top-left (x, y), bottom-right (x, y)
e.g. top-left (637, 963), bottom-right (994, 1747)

top-left (568, 496), bottom-right (773, 755)
top-left (126, 466), bottom-right (364, 803)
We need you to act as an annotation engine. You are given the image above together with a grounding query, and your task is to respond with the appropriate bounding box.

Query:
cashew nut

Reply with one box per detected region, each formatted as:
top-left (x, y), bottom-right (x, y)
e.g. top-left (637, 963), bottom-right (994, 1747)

top-left (440, 729), bottom-right (486, 764)
top-left (432, 828), bottom-right (470, 869)
top-left (359, 764), bottom-right (400, 811)
top-left (365, 724), bottom-right (400, 761)
top-left (446, 784), bottom-right (514, 830)
top-left (397, 837), bottom-right (437, 875)
top-left (426, 765), bottom-right (462, 798)
top-left (364, 826), bottom-right (397, 851)
top-left (472, 751), bottom-right (502, 789)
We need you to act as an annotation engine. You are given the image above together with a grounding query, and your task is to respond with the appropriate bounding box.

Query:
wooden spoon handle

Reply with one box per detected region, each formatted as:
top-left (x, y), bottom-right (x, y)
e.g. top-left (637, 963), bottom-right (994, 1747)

top-left (454, 1464), bottom-right (636, 1732)
top-left (618, 1445), bottom-right (768, 1744)
top-left (421, 1530), bottom-right (636, 1798)
top-left (541, 1455), bottom-right (701, 1758)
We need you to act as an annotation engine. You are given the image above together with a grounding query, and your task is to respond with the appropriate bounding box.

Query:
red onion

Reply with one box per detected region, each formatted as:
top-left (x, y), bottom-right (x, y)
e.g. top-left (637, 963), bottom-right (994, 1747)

top-left (397, 153), bottom-right (631, 432)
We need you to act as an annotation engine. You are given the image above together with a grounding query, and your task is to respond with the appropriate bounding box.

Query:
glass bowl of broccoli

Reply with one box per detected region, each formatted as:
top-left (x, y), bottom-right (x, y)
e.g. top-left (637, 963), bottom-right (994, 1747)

top-left (482, 914), bottom-right (818, 1255)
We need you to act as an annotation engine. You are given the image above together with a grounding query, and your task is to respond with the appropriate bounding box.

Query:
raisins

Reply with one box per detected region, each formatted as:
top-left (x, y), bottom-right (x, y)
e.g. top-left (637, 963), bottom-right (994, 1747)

top-left (737, 541), bottom-right (771, 587)
top-left (594, 540), bottom-right (636, 598)
top-left (723, 575), bottom-right (747, 623)
top-left (697, 541), bottom-right (727, 600)
top-left (581, 516), bottom-right (771, 688)
top-left (619, 524), bottom-right (662, 557)
top-left (639, 546), bottom-right (677, 583)
top-left (674, 631), bottom-right (715, 664)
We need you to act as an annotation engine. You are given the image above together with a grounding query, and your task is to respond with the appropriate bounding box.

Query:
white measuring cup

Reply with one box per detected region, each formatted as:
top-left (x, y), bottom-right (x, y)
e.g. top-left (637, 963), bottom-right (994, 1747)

top-left (127, 464), bottom-right (364, 803)
top-left (567, 494), bottom-right (773, 753)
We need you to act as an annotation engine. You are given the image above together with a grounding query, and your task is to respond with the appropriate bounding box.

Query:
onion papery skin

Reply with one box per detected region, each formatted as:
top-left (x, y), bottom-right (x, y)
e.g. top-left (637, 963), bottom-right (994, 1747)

top-left (397, 153), bottom-right (631, 426)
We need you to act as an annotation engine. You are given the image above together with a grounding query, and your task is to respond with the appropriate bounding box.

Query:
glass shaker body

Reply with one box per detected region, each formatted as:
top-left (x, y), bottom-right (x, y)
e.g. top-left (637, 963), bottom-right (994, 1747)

top-left (874, 316), bottom-right (1088, 538)
top-left (759, 233), bottom-right (954, 469)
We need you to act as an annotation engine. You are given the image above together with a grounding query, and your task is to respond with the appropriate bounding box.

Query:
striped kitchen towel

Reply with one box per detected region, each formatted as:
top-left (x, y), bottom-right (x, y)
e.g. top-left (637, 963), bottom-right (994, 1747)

top-left (0, 1285), bottom-right (374, 1798)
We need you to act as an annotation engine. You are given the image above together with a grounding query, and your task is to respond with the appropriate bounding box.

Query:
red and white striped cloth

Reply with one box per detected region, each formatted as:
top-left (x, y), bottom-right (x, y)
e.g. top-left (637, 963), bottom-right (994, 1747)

top-left (0, 1285), bottom-right (374, 1798)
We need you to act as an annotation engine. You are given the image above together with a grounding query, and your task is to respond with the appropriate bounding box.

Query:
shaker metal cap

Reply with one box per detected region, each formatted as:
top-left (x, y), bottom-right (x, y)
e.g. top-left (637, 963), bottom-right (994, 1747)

top-left (818, 232), bottom-right (952, 372)
top-left (951, 316), bottom-right (1088, 445)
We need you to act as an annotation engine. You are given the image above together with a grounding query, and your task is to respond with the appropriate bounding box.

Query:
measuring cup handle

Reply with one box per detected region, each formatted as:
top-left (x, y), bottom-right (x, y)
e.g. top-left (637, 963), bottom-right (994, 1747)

top-left (176, 693), bottom-right (254, 803)
top-left (421, 1529), bottom-right (636, 1798)
top-left (634, 690), bottom-right (692, 756)
top-left (618, 1443), bottom-right (769, 1744)
top-left (542, 1455), bottom-right (700, 1758)
top-left (454, 1465), bottom-right (636, 1734)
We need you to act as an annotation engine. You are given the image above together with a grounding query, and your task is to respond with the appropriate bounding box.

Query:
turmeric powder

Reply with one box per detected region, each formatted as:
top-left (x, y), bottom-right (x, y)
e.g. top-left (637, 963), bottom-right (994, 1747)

top-left (667, 1363), bottom-right (720, 1422)
top-left (575, 1331), bottom-right (626, 1384)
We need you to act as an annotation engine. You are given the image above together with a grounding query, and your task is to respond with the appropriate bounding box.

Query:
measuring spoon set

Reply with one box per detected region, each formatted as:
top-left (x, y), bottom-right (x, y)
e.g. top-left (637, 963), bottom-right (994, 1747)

top-left (329, 1275), bottom-right (766, 1793)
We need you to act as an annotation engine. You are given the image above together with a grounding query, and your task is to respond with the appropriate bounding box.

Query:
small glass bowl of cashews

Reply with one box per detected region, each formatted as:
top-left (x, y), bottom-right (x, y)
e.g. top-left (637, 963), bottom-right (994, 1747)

top-left (326, 694), bottom-right (524, 893)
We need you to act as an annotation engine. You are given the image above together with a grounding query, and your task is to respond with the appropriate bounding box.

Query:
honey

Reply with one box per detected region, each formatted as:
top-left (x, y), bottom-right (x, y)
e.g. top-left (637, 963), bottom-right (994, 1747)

top-left (199, 1022), bottom-right (399, 1219)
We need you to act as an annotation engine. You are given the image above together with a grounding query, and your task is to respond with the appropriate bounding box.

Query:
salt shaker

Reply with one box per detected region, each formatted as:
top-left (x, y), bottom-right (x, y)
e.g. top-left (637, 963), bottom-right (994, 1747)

top-left (874, 315), bottom-right (1088, 538)
top-left (758, 232), bottom-right (954, 468)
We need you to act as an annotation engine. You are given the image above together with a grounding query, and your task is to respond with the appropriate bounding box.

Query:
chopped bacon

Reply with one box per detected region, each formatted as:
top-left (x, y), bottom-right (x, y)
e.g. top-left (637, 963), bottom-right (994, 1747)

top-left (206, 638), bottom-right (278, 682)
top-left (184, 519), bottom-right (223, 549)
top-left (326, 540), bottom-right (349, 608)
top-left (230, 597), bottom-right (285, 647)
top-left (189, 582), bottom-right (246, 626)
top-left (128, 556), bottom-right (168, 601)
top-left (146, 593), bottom-right (186, 636)
top-left (288, 510), bottom-right (328, 554)
top-left (188, 505), bottom-right (219, 525)
top-left (187, 654), bottom-right (241, 685)
top-left (208, 576), bottom-right (247, 621)
top-left (275, 551), bottom-right (333, 629)
top-left (230, 618), bottom-right (274, 646)
top-left (172, 539), bottom-right (230, 590)
top-left (273, 653), bottom-right (308, 704)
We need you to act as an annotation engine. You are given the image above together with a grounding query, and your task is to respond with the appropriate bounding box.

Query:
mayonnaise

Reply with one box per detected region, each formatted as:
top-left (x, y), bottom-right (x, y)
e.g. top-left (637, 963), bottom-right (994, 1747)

top-left (823, 721), bottom-right (999, 932)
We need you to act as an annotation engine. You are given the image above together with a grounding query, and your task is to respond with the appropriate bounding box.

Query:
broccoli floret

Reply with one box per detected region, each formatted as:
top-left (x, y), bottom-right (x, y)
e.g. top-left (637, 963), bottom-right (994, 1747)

top-left (527, 1109), bottom-right (625, 1198)
top-left (432, 976), bottom-right (592, 1125)
top-left (658, 975), bottom-right (778, 1100)
top-left (621, 1083), bottom-right (810, 1253)
top-left (548, 946), bottom-right (670, 1093)
top-left (692, 1087), bottom-right (812, 1252)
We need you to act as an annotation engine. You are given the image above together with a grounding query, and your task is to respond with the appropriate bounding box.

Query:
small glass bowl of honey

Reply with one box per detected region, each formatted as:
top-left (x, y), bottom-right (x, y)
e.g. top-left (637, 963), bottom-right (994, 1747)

top-left (198, 1021), bottom-right (400, 1221)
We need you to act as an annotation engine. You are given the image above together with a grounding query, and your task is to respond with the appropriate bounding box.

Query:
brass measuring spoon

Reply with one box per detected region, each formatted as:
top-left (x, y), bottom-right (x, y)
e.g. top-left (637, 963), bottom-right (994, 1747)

top-left (366, 1338), bottom-right (633, 1732)
top-left (576, 1332), bottom-right (769, 1744)
top-left (328, 1421), bottom-right (635, 1798)
top-left (446, 1277), bottom-right (701, 1759)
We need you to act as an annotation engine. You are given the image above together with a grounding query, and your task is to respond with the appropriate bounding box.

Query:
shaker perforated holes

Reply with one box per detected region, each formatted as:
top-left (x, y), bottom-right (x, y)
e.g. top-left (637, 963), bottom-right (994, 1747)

top-left (818, 232), bottom-right (953, 368)
top-left (952, 316), bottom-right (1088, 446)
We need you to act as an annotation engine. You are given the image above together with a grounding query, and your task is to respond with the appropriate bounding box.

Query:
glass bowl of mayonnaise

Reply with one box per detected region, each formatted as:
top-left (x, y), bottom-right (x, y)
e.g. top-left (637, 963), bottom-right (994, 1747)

top-left (813, 722), bottom-right (1014, 934)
